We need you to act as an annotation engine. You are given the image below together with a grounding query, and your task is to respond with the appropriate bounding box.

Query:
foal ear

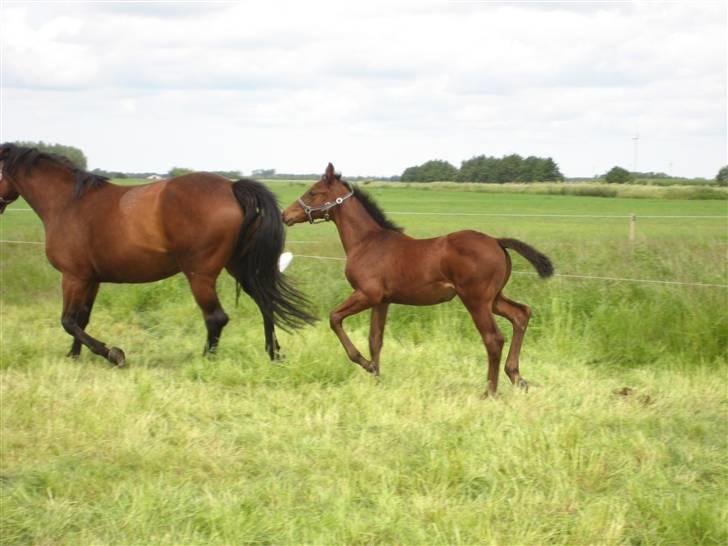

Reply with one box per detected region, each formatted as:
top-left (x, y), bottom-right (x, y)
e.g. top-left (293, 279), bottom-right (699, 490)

top-left (324, 162), bottom-right (335, 184)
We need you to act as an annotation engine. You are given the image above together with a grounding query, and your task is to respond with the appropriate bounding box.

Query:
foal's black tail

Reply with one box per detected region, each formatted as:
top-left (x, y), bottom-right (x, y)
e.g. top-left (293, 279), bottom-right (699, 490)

top-left (498, 238), bottom-right (554, 278)
top-left (228, 179), bottom-right (318, 357)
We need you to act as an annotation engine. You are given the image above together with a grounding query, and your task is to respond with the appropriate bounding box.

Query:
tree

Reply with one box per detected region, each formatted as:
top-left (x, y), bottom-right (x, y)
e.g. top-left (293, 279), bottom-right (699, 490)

top-left (457, 154), bottom-right (563, 183)
top-left (457, 155), bottom-right (498, 182)
top-left (538, 157), bottom-right (564, 181)
top-left (497, 154), bottom-right (523, 183)
top-left (168, 167), bottom-right (194, 177)
top-left (605, 166), bottom-right (632, 184)
top-left (252, 169), bottom-right (276, 178)
top-left (14, 140), bottom-right (88, 170)
top-left (401, 160), bottom-right (458, 182)
top-left (716, 165), bottom-right (728, 187)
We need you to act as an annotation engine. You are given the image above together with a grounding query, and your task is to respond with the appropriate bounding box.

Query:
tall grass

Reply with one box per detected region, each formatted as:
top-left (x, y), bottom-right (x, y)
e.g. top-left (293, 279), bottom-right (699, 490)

top-left (270, 179), bottom-right (728, 200)
top-left (1, 186), bottom-right (726, 544)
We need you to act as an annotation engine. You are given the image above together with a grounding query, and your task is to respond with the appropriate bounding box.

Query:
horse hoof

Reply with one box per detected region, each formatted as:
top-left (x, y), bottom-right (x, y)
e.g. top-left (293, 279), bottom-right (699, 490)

top-left (107, 347), bottom-right (126, 367)
top-left (518, 378), bottom-right (529, 392)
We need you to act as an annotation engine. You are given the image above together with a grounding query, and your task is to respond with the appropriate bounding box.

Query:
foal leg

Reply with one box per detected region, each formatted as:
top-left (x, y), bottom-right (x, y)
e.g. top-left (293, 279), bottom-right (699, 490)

top-left (493, 294), bottom-right (532, 391)
top-left (368, 303), bottom-right (390, 376)
top-left (461, 295), bottom-right (505, 397)
top-left (61, 275), bottom-right (125, 366)
top-left (185, 273), bottom-right (229, 355)
top-left (67, 282), bottom-right (99, 358)
top-left (330, 290), bottom-right (376, 373)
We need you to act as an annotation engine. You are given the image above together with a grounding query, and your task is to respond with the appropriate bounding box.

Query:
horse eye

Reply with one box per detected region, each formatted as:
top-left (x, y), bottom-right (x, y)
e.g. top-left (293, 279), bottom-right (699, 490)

top-left (307, 191), bottom-right (314, 197)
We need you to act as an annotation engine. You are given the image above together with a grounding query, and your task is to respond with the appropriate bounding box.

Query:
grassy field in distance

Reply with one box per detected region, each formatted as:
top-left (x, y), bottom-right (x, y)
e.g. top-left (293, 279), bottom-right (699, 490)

top-left (1, 180), bottom-right (726, 545)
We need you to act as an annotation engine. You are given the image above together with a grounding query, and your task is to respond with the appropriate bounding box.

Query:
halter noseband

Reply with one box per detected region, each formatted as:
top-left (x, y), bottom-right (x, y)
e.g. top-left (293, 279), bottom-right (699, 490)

top-left (297, 188), bottom-right (354, 224)
top-left (0, 166), bottom-right (16, 207)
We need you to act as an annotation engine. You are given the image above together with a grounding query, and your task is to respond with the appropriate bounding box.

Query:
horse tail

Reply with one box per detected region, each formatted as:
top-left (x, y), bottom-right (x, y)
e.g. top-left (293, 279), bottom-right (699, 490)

top-left (228, 179), bottom-right (318, 334)
top-left (498, 238), bottom-right (554, 278)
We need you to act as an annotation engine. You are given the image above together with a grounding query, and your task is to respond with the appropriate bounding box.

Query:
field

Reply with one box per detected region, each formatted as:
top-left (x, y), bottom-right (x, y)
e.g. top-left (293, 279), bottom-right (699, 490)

top-left (1, 181), bottom-right (727, 545)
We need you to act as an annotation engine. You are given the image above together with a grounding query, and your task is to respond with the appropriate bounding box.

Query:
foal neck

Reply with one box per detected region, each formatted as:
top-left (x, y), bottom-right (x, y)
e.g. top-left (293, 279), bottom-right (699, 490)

top-left (330, 195), bottom-right (386, 253)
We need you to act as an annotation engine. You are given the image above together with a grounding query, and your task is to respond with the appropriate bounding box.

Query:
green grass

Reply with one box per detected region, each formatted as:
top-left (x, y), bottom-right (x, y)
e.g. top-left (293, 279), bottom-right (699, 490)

top-left (1, 182), bottom-right (726, 545)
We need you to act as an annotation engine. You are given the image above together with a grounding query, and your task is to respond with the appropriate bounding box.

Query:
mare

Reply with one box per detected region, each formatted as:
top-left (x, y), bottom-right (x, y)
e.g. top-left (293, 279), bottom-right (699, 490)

top-left (0, 144), bottom-right (316, 366)
top-left (282, 163), bottom-right (553, 397)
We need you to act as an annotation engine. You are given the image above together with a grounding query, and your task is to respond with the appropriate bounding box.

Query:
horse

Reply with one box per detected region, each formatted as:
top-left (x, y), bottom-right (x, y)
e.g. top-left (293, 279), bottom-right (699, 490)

top-left (0, 143), bottom-right (316, 366)
top-left (282, 163), bottom-right (553, 397)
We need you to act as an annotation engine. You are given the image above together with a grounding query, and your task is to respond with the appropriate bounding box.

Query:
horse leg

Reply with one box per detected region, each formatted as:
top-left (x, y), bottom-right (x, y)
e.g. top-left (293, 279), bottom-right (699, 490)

top-left (461, 295), bottom-right (504, 397)
top-left (186, 273), bottom-right (229, 355)
top-left (61, 275), bottom-right (125, 366)
top-left (330, 290), bottom-right (376, 373)
top-left (493, 294), bottom-right (532, 391)
top-left (368, 303), bottom-right (389, 376)
top-left (67, 281), bottom-right (99, 358)
top-left (263, 315), bottom-right (281, 361)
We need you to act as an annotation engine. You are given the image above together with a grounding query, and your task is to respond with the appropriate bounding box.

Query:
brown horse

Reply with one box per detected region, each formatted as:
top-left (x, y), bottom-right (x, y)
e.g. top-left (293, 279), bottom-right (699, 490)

top-left (0, 143), bottom-right (316, 366)
top-left (282, 163), bottom-right (553, 396)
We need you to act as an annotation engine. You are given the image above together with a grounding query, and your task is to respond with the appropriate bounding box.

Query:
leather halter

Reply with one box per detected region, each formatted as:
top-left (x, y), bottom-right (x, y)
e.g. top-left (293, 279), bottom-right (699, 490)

top-left (297, 188), bottom-right (354, 224)
top-left (0, 165), bottom-right (13, 206)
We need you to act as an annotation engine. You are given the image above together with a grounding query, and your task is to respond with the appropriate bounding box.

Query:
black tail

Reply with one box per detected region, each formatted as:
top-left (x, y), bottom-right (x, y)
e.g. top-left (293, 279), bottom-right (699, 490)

top-left (498, 238), bottom-right (554, 278)
top-left (228, 179), bottom-right (318, 336)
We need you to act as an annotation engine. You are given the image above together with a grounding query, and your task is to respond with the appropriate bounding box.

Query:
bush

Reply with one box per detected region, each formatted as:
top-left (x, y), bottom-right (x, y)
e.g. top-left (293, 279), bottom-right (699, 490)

top-left (401, 160), bottom-right (458, 182)
top-left (605, 166), bottom-right (632, 184)
top-left (716, 166), bottom-right (728, 187)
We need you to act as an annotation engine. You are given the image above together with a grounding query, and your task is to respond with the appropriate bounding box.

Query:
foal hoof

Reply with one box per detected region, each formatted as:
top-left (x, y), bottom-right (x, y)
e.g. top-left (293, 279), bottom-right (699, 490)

top-left (518, 378), bottom-right (529, 392)
top-left (107, 347), bottom-right (126, 367)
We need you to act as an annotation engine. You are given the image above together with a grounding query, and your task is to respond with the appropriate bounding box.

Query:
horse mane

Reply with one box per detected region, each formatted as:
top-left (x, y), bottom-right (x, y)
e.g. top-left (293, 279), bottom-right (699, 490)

top-left (341, 179), bottom-right (404, 232)
top-left (0, 143), bottom-right (108, 197)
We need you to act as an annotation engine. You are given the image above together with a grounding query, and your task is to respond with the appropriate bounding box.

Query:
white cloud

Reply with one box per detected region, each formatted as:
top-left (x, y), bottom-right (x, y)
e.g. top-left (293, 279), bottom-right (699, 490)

top-left (2, 1), bottom-right (725, 177)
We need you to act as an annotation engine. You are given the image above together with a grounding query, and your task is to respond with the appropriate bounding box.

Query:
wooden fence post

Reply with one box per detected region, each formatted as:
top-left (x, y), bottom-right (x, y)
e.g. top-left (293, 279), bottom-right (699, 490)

top-left (629, 213), bottom-right (636, 241)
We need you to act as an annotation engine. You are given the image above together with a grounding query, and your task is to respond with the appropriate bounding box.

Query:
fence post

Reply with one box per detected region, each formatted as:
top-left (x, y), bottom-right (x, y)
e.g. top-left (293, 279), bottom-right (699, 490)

top-left (629, 213), bottom-right (636, 241)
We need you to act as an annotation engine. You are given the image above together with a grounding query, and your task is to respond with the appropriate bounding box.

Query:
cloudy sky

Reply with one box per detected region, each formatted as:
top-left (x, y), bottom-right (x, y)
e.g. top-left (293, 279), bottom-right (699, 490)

top-left (2, 1), bottom-right (726, 178)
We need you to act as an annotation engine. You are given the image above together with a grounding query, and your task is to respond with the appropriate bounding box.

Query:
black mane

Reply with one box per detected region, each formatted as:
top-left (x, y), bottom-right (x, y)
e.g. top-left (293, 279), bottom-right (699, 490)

top-left (342, 181), bottom-right (403, 232)
top-left (0, 143), bottom-right (108, 197)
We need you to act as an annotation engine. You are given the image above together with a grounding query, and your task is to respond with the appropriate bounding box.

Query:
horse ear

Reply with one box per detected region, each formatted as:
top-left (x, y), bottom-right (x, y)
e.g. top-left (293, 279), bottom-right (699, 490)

top-left (325, 162), bottom-right (335, 184)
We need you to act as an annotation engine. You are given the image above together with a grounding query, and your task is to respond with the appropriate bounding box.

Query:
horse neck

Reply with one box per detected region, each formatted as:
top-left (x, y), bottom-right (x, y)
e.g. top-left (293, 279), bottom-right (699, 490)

top-left (330, 197), bottom-right (384, 254)
top-left (13, 168), bottom-right (77, 222)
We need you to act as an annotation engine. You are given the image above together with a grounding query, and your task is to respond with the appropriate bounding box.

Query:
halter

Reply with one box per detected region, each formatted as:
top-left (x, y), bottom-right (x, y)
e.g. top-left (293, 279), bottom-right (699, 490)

top-left (297, 188), bottom-right (354, 224)
top-left (0, 167), bottom-right (15, 207)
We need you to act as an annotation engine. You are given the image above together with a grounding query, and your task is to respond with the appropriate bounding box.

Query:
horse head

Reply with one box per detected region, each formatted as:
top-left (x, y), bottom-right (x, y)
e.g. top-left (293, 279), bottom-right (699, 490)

top-left (0, 145), bottom-right (20, 214)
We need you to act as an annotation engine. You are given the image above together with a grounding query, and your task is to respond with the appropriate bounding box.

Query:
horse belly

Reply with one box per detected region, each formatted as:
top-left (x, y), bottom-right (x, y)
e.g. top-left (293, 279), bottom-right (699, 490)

top-left (93, 248), bottom-right (179, 283)
top-left (388, 281), bottom-right (457, 306)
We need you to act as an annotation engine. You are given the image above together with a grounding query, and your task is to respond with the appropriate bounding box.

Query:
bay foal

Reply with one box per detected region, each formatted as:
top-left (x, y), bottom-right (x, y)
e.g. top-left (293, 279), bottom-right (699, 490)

top-left (282, 164), bottom-right (553, 396)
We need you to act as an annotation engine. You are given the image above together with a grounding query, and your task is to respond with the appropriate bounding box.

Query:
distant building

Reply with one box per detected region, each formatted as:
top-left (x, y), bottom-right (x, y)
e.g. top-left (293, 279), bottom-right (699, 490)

top-left (146, 174), bottom-right (164, 180)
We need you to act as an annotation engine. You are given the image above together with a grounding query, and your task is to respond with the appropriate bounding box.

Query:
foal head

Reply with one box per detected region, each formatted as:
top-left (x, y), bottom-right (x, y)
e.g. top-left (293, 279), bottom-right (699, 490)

top-left (282, 163), bottom-right (353, 225)
top-left (0, 145), bottom-right (20, 213)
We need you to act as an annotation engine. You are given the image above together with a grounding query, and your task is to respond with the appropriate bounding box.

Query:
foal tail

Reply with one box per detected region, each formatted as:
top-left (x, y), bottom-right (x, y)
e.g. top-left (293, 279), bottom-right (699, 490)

top-left (228, 179), bottom-right (318, 333)
top-left (498, 238), bottom-right (554, 278)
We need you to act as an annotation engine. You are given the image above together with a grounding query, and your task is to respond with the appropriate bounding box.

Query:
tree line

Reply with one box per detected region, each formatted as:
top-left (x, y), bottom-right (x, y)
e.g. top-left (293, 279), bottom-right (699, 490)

top-left (401, 155), bottom-right (564, 183)
top-left (13, 141), bottom-right (88, 170)
top-left (9, 141), bottom-right (728, 186)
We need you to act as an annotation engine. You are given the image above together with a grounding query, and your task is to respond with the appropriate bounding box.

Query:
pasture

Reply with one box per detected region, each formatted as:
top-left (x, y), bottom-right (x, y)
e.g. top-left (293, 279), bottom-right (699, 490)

top-left (1, 181), bottom-right (726, 545)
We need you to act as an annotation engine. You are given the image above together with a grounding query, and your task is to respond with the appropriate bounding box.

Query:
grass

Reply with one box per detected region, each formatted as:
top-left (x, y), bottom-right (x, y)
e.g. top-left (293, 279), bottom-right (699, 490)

top-left (1, 182), bottom-right (727, 545)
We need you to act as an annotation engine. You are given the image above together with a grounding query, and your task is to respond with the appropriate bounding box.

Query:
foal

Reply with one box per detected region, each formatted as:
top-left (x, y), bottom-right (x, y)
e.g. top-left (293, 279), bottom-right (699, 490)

top-left (282, 163), bottom-right (553, 396)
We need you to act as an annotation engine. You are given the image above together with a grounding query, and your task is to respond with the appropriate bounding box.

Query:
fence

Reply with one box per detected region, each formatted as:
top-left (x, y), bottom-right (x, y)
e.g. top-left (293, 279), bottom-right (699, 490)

top-left (2, 208), bottom-right (727, 289)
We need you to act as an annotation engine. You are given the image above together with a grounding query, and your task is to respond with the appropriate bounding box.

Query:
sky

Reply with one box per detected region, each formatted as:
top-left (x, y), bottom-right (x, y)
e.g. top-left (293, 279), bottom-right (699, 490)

top-left (1, 1), bottom-right (726, 178)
